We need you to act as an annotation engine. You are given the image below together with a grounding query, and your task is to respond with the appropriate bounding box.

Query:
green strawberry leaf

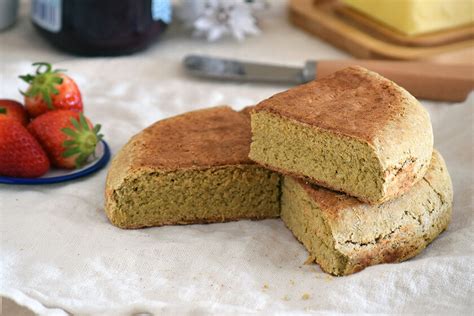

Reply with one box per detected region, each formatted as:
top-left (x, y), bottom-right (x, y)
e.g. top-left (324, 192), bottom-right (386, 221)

top-left (19, 74), bottom-right (35, 83)
top-left (62, 127), bottom-right (78, 137)
top-left (63, 140), bottom-right (77, 147)
top-left (41, 90), bottom-right (53, 109)
top-left (93, 124), bottom-right (101, 134)
top-left (79, 113), bottom-right (89, 130)
top-left (63, 147), bottom-right (81, 158)
top-left (70, 117), bottom-right (81, 130)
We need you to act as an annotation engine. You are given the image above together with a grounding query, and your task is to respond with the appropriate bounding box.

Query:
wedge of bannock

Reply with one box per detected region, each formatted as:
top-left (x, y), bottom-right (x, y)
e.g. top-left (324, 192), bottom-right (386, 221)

top-left (250, 66), bottom-right (433, 204)
top-left (281, 150), bottom-right (452, 276)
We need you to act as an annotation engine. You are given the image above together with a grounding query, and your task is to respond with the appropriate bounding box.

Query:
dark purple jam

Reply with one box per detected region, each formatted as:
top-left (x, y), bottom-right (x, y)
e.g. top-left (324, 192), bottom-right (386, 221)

top-left (31, 0), bottom-right (171, 56)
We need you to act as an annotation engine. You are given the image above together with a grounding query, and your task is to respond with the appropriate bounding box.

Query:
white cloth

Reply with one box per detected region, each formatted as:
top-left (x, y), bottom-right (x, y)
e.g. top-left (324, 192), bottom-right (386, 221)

top-left (1, 3), bottom-right (473, 315)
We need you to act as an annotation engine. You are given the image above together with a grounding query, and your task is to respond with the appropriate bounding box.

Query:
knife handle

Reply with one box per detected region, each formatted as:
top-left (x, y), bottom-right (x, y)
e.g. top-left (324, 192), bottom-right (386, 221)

top-left (316, 60), bottom-right (474, 102)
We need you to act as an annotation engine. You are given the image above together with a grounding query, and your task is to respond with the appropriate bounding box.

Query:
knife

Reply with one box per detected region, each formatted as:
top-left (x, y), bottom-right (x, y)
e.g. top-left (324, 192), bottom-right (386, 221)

top-left (183, 54), bottom-right (474, 102)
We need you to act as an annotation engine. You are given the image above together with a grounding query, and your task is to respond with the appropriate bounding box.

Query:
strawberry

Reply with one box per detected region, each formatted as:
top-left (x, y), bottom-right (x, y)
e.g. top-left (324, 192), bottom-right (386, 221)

top-left (29, 110), bottom-right (103, 169)
top-left (20, 62), bottom-right (83, 118)
top-left (0, 99), bottom-right (29, 126)
top-left (0, 119), bottom-right (50, 178)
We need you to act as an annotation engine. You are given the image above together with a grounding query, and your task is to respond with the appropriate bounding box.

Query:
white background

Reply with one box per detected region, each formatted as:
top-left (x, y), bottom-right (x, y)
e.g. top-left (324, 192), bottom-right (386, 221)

top-left (1, 1), bottom-right (473, 315)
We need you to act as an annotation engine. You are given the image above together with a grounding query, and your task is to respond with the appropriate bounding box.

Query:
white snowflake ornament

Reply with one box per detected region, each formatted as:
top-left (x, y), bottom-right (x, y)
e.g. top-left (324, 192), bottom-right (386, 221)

top-left (178, 0), bottom-right (267, 42)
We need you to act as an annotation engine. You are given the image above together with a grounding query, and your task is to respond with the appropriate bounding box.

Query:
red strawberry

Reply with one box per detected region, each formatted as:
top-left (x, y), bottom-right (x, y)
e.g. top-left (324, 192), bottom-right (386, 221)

top-left (20, 62), bottom-right (83, 118)
top-left (29, 110), bottom-right (103, 169)
top-left (0, 119), bottom-right (50, 178)
top-left (0, 99), bottom-right (29, 126)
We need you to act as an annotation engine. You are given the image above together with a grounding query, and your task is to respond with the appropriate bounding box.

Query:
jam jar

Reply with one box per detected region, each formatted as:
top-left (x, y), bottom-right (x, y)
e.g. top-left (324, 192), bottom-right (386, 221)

top-left (31, 0), bottom-right (171, 56)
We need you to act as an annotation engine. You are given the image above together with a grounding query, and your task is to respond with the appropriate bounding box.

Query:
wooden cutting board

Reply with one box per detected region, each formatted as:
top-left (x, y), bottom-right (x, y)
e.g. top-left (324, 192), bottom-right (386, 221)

top-left (289, 0), bottom-right (474, 63)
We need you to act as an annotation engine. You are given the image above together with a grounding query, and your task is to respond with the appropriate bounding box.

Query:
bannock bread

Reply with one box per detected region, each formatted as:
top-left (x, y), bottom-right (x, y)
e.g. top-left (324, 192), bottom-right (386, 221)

top-left (249, 66), bottom-right (433, 204)
top-left (105, 106), bottom-right (280, 229)
top-left (281, 150), bottom-right (452, 276)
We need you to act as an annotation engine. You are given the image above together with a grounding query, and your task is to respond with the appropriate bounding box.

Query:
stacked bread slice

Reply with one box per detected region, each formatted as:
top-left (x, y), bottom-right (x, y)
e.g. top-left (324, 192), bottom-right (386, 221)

top-left (105, 66), bottom-right (452, 276)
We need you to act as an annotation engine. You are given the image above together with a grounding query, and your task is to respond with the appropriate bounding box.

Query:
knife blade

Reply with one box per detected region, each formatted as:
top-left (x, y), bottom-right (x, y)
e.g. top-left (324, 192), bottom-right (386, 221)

top-left (183, 54), bottom-right (474, 102)
top-left (184, 54), bottom-right (316, 84)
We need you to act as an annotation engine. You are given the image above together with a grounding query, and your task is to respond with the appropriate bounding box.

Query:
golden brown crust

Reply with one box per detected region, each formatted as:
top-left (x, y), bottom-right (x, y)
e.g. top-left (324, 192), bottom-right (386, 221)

top-left (130, 106), bottom-right (254, 171)
top-left (254, 66), bottom-right (419, 143)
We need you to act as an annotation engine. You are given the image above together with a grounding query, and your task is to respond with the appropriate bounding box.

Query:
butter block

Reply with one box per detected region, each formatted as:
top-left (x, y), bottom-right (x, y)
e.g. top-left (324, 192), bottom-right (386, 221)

top-left (342, 0), bottom-right (474, 35)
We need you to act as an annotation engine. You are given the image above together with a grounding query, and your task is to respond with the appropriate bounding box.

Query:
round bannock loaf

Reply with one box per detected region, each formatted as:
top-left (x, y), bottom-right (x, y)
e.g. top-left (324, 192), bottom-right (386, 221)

top-left (104, 106), bottom-right (280, 229)
top-left (249, 66), bottom-right (433, 204)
